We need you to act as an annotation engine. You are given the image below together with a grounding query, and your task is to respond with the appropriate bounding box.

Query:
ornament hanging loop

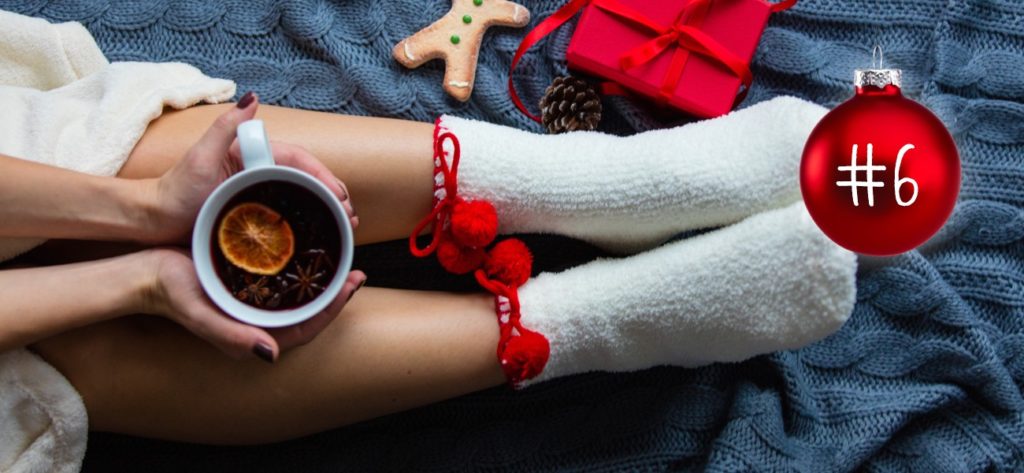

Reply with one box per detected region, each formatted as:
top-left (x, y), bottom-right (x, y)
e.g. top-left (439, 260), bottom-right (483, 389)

top-left (855, 44), bottom-right (901, 90)
top-left (871, 45), bottom-right (884, 69)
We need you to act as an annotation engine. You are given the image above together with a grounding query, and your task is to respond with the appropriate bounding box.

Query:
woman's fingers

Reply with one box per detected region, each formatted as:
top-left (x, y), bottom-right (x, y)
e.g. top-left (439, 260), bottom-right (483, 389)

top-left (230, 141), bottom-right (359, 229)
top-left (193, 92), bottom-right (260, 161)
top-left (153, 249), bottom-right (280, 363)
top-left (333, 177), bottom-right (360, 230)
top-left (270, 270), bottom-right (366, 350)
top-left (176, 297), bottom-right (280, 363)
top-left (272, 270), bottom-right (366, 349)
top-left (155, 248), bottom-right (362, 361)
top-left (189, 268), bottom-right (366, 359)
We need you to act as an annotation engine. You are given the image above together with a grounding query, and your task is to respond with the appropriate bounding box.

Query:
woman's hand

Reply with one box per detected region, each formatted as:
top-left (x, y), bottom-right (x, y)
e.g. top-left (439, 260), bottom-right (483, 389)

top-left (139, 95), bottom-right (365, 361)
top-left (146, 248), bottom-right (366, 362)
top-left (144, 93), bottom-right (358, 244)
top-left (0, 246), bottom-right (365, 358)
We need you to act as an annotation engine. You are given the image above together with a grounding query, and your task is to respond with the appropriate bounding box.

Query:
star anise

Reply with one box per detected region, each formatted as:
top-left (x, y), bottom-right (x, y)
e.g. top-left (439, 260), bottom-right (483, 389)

top-left (236, 275), bottom-right (272, 307)
top-left (283, 254), bottom-right (329, 303)
top-left (305, 249), bottom-right (334, 273)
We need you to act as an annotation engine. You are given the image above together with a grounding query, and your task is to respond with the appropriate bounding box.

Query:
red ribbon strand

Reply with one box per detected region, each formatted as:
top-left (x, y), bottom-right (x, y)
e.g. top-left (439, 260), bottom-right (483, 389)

top-left (409, 128), bottom-right (461, 257)
top-left (508, 0), bottom-right (592, 122)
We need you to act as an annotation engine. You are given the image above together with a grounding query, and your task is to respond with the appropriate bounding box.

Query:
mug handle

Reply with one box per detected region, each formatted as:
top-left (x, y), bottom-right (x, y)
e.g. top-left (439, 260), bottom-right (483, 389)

top-left (237, 120), bottom-right (275, 169)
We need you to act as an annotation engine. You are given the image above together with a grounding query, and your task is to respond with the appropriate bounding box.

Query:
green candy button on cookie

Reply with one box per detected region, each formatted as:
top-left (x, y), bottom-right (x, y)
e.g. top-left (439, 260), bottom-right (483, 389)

top-left (450, 34), bottom-right (460, 44)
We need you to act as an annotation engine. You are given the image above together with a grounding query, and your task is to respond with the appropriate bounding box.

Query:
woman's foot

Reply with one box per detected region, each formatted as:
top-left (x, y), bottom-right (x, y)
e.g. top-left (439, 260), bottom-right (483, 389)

top-left (441, 96), bottom-right (828, 253)
top-left (514, 202), bottom-right (856, 386)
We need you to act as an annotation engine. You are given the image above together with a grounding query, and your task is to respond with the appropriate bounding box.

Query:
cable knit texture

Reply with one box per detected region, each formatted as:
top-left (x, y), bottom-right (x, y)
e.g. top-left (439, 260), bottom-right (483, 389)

top-left (5, 0), bottom-right (1023, 471)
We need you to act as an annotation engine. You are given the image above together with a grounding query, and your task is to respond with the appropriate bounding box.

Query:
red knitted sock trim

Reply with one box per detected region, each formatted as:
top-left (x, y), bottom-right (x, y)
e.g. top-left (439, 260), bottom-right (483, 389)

top-left (410, 118), bottom-right (466, 262)
top-left (431, 117), bottom-right (450, 212)
top-left (477, 270), bottom-right (550, 388)
top-left (410, 118), bottom-right (550, 387)
top-left (494, 296), bottom-right (550, 387)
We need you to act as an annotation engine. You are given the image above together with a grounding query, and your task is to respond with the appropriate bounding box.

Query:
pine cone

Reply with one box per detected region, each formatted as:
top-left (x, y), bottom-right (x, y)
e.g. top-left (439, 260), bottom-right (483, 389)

top-left (539, 76), bottom-right (602, 134)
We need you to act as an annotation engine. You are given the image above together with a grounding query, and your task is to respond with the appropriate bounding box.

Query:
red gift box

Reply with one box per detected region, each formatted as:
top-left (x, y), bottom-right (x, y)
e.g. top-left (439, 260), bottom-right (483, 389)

top-left (509, 0), bottom-right (796, 122)
top-left (565, 0), bottom-right (772, 118)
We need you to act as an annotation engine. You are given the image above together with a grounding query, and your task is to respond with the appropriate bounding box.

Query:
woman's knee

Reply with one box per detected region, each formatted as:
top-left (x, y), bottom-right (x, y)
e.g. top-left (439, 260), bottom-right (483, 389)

top-left (29, 316), bottom-right (173, 424)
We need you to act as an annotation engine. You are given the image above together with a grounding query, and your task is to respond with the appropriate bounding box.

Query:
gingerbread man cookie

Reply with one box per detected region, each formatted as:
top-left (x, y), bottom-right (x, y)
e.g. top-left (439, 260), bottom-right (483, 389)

top-left (393, 0), bottom-right (530, 102)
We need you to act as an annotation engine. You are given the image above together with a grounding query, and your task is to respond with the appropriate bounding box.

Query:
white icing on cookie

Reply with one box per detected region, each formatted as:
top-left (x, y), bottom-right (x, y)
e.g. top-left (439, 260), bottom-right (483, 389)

top-left (448, 80), bottom-right (470, 88)
top-left (403, 41), bottom-right (416, 61)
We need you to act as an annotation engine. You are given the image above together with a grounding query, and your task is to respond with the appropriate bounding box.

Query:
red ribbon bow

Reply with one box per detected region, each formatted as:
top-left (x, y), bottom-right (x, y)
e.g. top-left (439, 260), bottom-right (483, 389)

top-left (598, 0), bottom-right (753, 105)
top-left (509, 0), bottom-right (797, 121)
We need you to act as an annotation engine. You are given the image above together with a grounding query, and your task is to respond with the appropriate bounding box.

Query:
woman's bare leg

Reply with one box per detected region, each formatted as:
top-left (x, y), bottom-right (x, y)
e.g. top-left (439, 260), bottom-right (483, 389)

top-left (31, 287), bottom-right (504, 445)
top-left (119, 104), bottom-right (436, 245)
top-left (29, 104), bottom-right (501, 444)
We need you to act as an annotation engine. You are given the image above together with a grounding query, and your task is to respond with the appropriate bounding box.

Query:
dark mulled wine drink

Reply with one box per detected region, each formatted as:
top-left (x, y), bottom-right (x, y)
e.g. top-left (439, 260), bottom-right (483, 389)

top-left (211, 180), bottom-right (341, 311)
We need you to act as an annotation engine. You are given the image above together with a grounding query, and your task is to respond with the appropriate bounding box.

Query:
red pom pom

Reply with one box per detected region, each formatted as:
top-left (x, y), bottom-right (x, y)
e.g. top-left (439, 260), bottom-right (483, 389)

top-left (437, 239), bottom-right (486, 274)
top-left (450, 199), bottom-right (498, 248)
top-left (484, 238), bottom-right (533, 287)
top-left (500, 329), bottom-right (550, 385)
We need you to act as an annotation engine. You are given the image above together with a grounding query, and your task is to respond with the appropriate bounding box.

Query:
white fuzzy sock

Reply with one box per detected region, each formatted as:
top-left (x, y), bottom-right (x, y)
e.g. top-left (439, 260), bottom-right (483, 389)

top-left (440, 96), bottom-right (828, 253)
top-left (516, 202), bottom-right (857, 386)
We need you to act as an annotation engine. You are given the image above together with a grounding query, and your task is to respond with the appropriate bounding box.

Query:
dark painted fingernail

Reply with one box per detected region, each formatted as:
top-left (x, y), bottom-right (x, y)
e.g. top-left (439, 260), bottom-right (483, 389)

top-left (335, 179), bottom-right (348, 200)
top-left (236, 91), bottom-right (256, 109)
top-left (253, 342), bottom-right (274, 363)
top-left (347, 278), bottom-right (366, 302)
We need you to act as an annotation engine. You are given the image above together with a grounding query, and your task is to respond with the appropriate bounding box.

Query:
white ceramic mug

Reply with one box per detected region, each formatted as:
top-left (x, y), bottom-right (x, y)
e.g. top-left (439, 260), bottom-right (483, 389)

top-left (192, 120), bottom-right (354, 327)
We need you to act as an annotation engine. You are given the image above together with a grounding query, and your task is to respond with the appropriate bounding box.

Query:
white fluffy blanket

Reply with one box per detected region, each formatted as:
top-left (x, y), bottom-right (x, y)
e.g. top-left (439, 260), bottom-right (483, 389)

top-left (0, 10), bottom-right (235, 472)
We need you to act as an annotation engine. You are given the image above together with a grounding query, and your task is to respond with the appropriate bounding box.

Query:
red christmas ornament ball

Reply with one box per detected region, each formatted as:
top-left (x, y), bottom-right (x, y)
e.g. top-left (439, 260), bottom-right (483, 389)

top-left (800, 75), bottom-right (960, 256)
top-left (450, 199), bottom-right (498, 248)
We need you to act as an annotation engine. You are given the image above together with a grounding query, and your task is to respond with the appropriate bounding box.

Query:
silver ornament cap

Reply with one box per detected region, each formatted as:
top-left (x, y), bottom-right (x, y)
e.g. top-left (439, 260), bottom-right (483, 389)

top-left (855, 45), bottom-right (901, 89)
top-left (854, 69), bottom-right (902, 89)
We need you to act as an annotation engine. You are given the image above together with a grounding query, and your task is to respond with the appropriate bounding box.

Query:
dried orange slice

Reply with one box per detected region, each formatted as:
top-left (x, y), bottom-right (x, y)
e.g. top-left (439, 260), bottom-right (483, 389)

top-left (217, 202), bottom-right (295, 275)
